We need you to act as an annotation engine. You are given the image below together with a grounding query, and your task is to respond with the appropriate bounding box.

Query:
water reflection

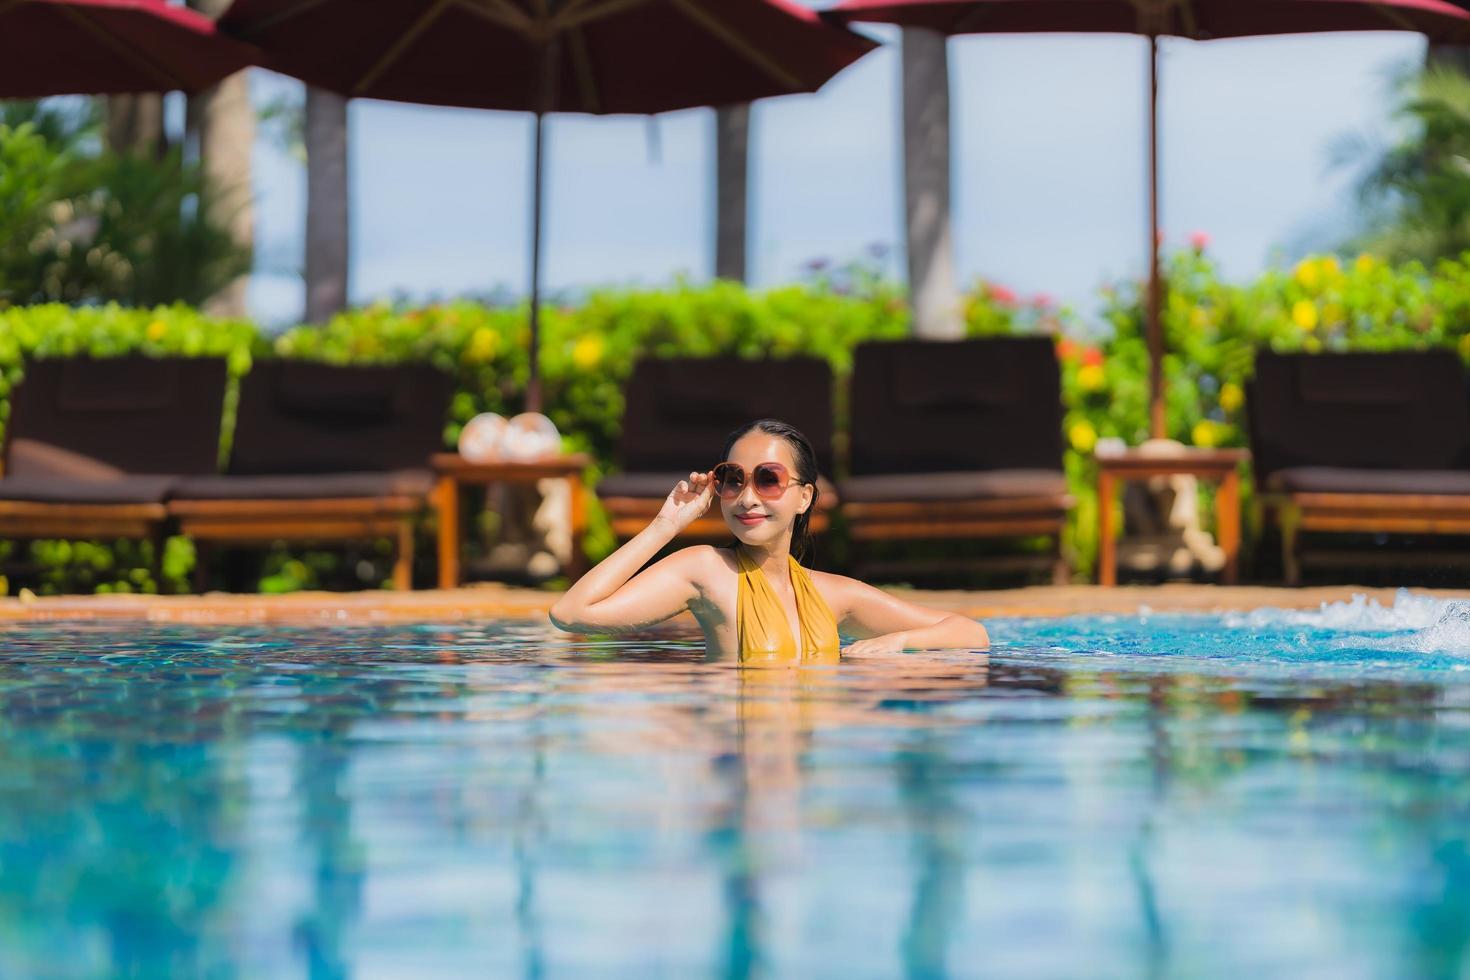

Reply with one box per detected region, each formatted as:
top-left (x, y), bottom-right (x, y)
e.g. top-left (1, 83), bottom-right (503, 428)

top-left (0, 622), bottom-right (1465, 976)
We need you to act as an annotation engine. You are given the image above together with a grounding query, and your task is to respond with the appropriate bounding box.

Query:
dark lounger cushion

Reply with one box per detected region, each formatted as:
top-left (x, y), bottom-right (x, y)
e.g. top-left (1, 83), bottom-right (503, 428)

top-left (173, 470), bottom-right (434, 501)
top-left (838, 469), bottom-right (1068, 503)
top-left (1247, 351), bottom-right (1470, 478)
top-left (5, 438), bottom-right (126, 481)
top-left (1267, 467), bottom-right (1470, 496)
top-left (618, 357), bottom-right (836, 476)
top-left (228, 362), bottom-right (453, 475)
top-left (4, 356), bottom-right (228, 476)
top-left (849, 338), bottom-right (1064, 476)
top-left (0, 474), bottom-right (175, 504)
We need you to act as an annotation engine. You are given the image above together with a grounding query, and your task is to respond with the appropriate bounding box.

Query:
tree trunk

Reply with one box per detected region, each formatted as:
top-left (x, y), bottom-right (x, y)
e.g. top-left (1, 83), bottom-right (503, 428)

top-left (901, 27), bottom-right (961, 339)
top-left (714, 104), bottom-right (750, 283)
top-left (305, 87), bottom-right (350, 323)
top-left (104, 94), bottom-right (167, 159)
top-left (187, 0), bottom-right (255, 318)
top-left (1427, 43), bottom-right (1470, 73)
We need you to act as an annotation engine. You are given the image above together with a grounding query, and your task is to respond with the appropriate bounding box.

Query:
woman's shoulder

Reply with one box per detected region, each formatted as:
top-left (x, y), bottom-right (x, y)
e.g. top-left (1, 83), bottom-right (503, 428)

top-left (806, 568), bottom-right (871, 612)
top-left (665, 544), bottom-right (738, 579)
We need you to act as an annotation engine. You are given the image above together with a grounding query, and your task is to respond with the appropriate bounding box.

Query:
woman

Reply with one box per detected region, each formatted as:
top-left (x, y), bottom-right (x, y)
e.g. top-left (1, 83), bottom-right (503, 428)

top-left (550, 418), bottom-right (990, 663)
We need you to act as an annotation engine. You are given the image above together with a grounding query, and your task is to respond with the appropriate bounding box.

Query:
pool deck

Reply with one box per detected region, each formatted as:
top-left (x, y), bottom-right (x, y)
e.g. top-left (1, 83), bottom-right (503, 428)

top-left (0, 582), bottom-right (1465, 625)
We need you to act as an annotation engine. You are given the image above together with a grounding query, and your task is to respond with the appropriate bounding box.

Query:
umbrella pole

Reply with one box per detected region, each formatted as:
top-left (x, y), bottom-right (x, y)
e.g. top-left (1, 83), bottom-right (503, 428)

top-left (528, 108), bottom-right (545, 415)
top-left (1146, 33), bottom-right (1165, 440)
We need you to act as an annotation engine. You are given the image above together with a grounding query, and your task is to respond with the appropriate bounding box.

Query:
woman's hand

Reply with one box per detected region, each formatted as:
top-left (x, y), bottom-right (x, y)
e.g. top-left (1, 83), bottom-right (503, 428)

top-left (843, 632), bottom-right (909, 657)
top-left (654, 470), bottom-right (716, 533)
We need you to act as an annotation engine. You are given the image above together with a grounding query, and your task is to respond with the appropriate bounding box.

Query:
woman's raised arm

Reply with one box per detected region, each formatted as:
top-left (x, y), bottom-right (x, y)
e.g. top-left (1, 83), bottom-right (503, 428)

top-left (549, 469), bottom-right (716, 633)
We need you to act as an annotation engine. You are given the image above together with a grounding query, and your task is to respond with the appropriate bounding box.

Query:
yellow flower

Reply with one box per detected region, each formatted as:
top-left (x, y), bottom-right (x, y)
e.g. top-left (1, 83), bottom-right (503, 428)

top-left (465, 327), bottom-right (500, 364)
top-left (146, 320), bottom-right (168, 342)
top-left (1319, 256), bottom-right (1342, 281)
top-left (1293, 258), bottom-right (1320, 290)
top-left (1354, 253), bottom-right (1378, 275)
top-left (1322, 303), bottom-right (1345, 327)
top-left (1291, 300), bottom-right (1318, 331)
top-left (1069, 420), bottom-right (1097, 454)
top-left (1219, 382), bottom-right (1244, 413)
top-left (572, 334), bottom-right (605, 371)
top-left (1192, 420), bottom-right (1219, 448)
top-left (1460, 333), bottom-right (1470, 358)
top-left (1076, 363), bottom-right (1105, 392)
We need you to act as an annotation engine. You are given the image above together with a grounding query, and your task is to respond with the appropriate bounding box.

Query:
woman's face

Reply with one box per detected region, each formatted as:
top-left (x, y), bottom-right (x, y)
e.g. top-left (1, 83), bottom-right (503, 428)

top-left (719, 432), bottom-right (814, 548)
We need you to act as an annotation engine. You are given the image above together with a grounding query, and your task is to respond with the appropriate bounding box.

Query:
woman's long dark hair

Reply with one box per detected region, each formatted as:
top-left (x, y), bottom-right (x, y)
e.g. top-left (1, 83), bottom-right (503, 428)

top-left (720, 418), bottom-right (822, 565)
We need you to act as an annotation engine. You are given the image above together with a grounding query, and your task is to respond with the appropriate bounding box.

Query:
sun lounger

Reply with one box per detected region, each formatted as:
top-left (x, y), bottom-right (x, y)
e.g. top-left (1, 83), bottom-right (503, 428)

top-left (0, 355), bottom-right (229, 578)
top-left (839, 337), bottom-right (1070, 583)
top-left (168, 361), bottom-right (454, 591)
top-left (1247, 349), bottom-right (1470, 584)
top-left (596, 355), bottom-right (839, 543)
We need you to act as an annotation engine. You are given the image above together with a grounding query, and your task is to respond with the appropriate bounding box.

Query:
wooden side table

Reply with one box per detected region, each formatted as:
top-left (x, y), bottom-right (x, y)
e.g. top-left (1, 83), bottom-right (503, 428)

top-left (432, 453), bottom-right (590, 589)
top-left (1096, 447), bottom-right (1249, 586)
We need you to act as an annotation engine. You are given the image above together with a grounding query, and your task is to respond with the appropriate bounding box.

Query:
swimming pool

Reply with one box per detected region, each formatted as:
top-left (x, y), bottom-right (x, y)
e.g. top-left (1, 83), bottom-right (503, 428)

top-left (2, 591), bottom-right (1468, 977)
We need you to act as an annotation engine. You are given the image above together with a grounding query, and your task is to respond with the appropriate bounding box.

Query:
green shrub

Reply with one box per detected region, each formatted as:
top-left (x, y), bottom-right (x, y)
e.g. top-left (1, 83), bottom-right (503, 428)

top-left (0, 103), bottom-right (250, 310)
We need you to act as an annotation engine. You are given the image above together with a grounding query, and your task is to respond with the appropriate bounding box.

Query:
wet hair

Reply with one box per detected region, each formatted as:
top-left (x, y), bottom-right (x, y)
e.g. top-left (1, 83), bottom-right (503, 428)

top-left (719, 418), bottom-right (822, 565)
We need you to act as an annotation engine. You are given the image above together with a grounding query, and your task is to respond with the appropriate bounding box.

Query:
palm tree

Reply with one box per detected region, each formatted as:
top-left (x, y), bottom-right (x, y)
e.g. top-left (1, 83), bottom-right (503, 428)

top-left (305, 88), bottom-right (350, 323)
top-left (715, 105), bottom-right (751, 283)
top-left (901, 27), bottom-right (961, 338)
top-left (104, 93), bottom-right (167, 159)
top-left (1345, 65), bottom-right (1470, 263)
top-left (187, 0), bottom-right (255, 318)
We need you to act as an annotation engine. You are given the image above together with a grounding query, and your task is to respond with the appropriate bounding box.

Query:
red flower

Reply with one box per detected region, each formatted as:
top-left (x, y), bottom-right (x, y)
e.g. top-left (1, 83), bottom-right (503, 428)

top-left (1032, 292), bottom-right (1055, 309)
top-left (987, 283), bottom-right (1017, 305)
top-left (1189, 230), bottom-right (1211, 252)
top-left (1057, 338), bottom-right (1080, 361)
top-left (1081, 347), bottom-right (1104, 367)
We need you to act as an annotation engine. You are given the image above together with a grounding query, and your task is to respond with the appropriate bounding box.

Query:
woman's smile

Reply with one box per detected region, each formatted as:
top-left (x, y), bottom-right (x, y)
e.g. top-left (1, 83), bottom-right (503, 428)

top-left (735, 512), bottom-right (769, 525)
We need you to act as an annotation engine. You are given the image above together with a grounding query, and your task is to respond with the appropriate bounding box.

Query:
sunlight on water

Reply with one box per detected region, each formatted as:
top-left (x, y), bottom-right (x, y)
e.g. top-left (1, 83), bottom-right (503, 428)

top-left (0, 604), bottom-right (1467, 977)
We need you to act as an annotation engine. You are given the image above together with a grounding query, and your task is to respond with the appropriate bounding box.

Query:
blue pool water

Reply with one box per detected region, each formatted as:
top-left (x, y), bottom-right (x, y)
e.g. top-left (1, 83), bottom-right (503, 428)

top-left (3, 590), bottom-right (1470, 977)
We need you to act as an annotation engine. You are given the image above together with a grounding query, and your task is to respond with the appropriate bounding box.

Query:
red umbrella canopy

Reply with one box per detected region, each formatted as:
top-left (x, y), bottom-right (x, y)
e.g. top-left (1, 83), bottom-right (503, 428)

top-left (220, 0), bottom-right (877, 114)
top-left (0, 0), bottom-right (258, 97)
top-left (825, 0), bottom-right (1470, 41)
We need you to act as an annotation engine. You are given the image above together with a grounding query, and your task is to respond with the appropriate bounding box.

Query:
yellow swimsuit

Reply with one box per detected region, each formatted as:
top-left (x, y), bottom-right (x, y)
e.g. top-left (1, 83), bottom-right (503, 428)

top-left (733, 546), bottom-right (841, 665)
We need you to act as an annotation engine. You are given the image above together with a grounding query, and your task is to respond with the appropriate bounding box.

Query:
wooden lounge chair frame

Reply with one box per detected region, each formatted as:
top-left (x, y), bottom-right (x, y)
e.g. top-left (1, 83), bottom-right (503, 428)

top-left (168, 361), bottom-right (452, 592)
top-left (842, 497), bottom-right (1071, 583)
top-left (0, 500), bottom-right (169, 556)
top-left (0, 356), bottom-right (230, 589)
top-left (170, 497), bottom-right (422, 592)
top-left (1248, 350), bottom-right (1470, 585)
top-left (841, 338), bottom-right (1072, 584)
top-left (1259, 492), bottom-right (1470, 586)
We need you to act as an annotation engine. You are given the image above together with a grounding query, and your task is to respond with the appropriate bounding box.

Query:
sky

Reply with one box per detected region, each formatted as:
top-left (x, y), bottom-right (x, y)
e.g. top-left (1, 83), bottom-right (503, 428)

top-left (243, 16), bottom-right (1425, 329)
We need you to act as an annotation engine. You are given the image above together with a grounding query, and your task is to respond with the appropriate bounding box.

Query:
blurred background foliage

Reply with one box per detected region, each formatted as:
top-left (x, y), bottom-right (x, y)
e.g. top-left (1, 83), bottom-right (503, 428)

top-left (0, 100), bottom-right (249, 311)
top-left (3, 245), bottom-right (1470, 593)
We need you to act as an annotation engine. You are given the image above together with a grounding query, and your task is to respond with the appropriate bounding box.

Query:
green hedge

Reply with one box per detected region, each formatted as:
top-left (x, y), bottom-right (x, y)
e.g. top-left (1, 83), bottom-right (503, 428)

top-left (3, 249), bottom-right (1469, 593)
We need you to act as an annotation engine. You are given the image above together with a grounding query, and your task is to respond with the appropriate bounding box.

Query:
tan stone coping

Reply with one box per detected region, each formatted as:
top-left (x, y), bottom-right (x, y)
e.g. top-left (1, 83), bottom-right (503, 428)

top-left (0, 582), bottom-right (1466, 626)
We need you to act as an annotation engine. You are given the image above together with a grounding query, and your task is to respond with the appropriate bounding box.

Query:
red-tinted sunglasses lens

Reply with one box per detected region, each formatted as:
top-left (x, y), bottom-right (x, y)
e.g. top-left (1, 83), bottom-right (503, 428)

top-left (713, 464), bottom-right (745, 499)
top-left (752, 464), bottom-right (786, 497)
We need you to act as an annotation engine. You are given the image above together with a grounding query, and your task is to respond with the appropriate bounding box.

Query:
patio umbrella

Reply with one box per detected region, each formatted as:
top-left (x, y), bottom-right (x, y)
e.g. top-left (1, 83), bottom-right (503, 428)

top-left (826, 0), bottom-right (1470, 439)
top-left (1, 0), bottom-right (256, 97)
top-left (219, 0), bottom-right (877, 412)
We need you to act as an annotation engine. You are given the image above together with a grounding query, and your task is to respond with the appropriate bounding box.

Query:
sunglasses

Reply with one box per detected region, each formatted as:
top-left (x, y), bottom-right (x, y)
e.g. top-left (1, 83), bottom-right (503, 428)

top-left (712, 461), bottom-right (802, 500)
